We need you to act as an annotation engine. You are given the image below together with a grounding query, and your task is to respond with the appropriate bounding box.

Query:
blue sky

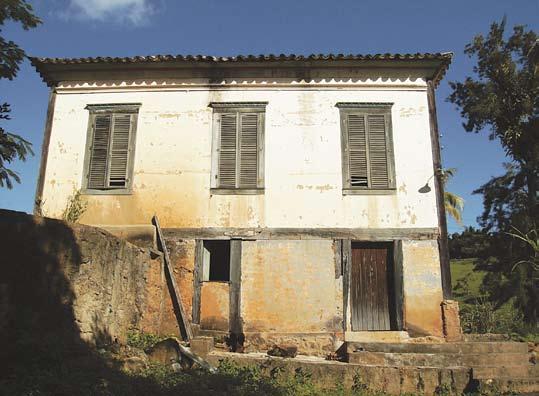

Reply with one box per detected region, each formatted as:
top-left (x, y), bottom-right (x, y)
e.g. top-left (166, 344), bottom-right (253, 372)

top-left (0, 0), bottom-right (537, 233)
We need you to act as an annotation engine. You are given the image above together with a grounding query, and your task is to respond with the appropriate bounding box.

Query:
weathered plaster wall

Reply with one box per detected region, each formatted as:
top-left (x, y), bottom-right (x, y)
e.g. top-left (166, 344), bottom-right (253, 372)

top-left (40, 77), bottom-right (438, 230)
top-left (240, 240), bottom-right (342, 333)
top-left (0, 209), bottom-right (164, 347)
top-left (200, 282), bottom-right (230, 331)
top-left (402, 240), bottom-right (444, 336)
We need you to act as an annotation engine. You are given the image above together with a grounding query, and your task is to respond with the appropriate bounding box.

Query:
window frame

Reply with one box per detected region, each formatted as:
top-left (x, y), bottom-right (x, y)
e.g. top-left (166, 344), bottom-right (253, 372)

top-left (201, 239), bottom-right (231, 283)
top-left (337, 102), bottom-right (397, 195)
top-left (81, 103), bottom-right (141, 195)
top-left (209, 102), bottom-right (267, 195)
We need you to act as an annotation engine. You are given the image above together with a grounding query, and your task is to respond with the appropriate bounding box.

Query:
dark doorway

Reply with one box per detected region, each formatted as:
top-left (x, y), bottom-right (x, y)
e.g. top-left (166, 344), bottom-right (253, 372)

top-left (350, 242), bottom-right (398, 331)
top-left (203, 240), bottom-right (230, 281)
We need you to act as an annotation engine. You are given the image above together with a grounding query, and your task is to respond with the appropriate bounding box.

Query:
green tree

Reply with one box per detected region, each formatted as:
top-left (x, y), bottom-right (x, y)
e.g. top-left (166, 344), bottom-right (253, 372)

top-left (0, 0), bottom-right (41, 189)
top-left (442, 168), bottom-right (465, 225)
top-left (449, 19), bottom-right (539, 325)
top-left (448, 18), bottom-right (538, 228)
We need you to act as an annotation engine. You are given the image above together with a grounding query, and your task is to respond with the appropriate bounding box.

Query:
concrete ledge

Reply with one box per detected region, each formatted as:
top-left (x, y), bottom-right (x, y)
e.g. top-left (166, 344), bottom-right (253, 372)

top-left (206, 351), bottom-right (472, 395)
top-left (97, 225), bottom-right (156, 249)
top-left (345, 331), bottom-right (410, 343)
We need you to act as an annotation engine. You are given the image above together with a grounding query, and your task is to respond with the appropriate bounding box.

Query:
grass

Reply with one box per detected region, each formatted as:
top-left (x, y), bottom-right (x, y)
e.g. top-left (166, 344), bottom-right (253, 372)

top-left (451, 258), bottom-right (539, 342)
top-left (451, 258), bottom-right (487, 303)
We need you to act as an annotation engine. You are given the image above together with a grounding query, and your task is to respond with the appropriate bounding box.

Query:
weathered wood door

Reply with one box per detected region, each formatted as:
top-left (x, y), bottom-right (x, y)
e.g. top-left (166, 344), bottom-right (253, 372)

top-left (351, 242), bottom-right (394, 331)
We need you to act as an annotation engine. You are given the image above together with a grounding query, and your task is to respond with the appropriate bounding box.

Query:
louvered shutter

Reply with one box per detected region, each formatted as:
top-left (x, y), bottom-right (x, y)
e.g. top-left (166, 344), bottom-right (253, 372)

top-left (367, 114), bottom-right (390, 188)
top-left (347, 114), bottom-right (368, 187)
top-left (218, 113), bottom-right (237, 188)
top-left (108, 114), bottom-right (132, 187)
top-left (88, 114), bottom-right (112, 189)
top-left (239, 113), bottom-right (258, 188)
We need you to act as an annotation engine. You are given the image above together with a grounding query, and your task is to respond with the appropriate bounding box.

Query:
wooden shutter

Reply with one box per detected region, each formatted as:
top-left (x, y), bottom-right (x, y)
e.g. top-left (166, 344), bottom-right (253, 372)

top-left (87, 112), bottom-right (134, 190)
top-left (108, 114), bottom-right (132, 187)
top-left (218, 113), bottom-right (237, 188)
top-left (367, 114), bottom-right (390, 188)
top-left (88, 114), bottom-right (112, 189)
top-left (238, 113), bottom-right (258, 188)
top-left (347, 114), bottom-right (368, 187)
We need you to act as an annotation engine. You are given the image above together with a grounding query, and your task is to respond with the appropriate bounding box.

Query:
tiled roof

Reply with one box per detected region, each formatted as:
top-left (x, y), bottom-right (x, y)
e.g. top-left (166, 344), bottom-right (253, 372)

top-left (29, 52), bottom-right (453, 86)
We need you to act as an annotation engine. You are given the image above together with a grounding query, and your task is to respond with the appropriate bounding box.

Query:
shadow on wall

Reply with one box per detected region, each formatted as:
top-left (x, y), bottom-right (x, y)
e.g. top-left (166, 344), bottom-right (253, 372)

top-left (0, 210), bottom-right (164, 395)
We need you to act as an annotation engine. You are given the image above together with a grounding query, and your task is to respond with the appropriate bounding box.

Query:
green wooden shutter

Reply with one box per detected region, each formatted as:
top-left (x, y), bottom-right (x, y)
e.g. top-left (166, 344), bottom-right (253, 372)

top-left (108, 114), bottom-right (132, 187)
top-left (238, 113), bottom-right (258, 188)
top-left (218, 113), bottom-right (237, 188)
top-left (367, 114), bottom-right (390, 188)
top-left (88, 114), bottom-right (112, 189)
top-left (347, 114), bottom-right (369, 187)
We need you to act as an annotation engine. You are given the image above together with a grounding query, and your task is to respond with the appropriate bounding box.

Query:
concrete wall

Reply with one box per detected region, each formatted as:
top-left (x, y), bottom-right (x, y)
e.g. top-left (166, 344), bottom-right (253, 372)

top-left (402, 240), bottom-right (444, 336)
top-left (0, 209), bottom-right (165, 347)
top-left (35, 72), bottom-right (446, 348)
top-left (40, 76), bottom-right (438, 230)
top-left (241, 240), bottom-right (342, 333)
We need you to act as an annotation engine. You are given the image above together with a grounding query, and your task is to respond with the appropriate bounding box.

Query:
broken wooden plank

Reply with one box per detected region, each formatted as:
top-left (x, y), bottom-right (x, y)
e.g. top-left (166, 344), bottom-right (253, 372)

top-left (174, 339), bottom-right (217, 373)
top-left (153, 215), bottom-right (193, 341)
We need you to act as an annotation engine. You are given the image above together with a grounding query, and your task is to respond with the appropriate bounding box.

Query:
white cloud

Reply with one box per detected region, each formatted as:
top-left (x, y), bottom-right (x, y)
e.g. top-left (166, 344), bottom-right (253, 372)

top-left (64, 0), bottom-right (155, 25)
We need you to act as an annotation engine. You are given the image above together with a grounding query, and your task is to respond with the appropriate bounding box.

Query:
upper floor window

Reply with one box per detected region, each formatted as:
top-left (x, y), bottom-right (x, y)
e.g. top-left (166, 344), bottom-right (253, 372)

top-left (82, 103), bottom-right (140, 194)
top-left (337, 103), bottom-right (396, 194)
top-left (210, 102), bottom-right (266, 194)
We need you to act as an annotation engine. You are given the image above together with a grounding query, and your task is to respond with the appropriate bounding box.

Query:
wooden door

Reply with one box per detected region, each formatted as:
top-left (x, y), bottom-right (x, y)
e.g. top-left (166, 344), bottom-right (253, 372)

top-left (351, 242), bottom-right (394, 331)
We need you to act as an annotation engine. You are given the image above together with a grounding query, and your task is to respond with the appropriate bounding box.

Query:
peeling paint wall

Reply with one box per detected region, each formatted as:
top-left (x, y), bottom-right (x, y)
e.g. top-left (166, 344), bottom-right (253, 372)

top-left (240, 240), bottom-right (343, 333)
top-left (200, 282), bottom-right (229, 331)
top-left (40, 76), bottom-right (438, 230)
top-left (402, 240), bottom-right (444, 336)
top-left (37, 72), bottom-right (447, 343)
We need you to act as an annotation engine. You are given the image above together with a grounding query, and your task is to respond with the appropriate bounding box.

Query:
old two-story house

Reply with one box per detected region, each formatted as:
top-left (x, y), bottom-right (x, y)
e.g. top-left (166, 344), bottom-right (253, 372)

top-left (31, 53), bottom-right (457, 354)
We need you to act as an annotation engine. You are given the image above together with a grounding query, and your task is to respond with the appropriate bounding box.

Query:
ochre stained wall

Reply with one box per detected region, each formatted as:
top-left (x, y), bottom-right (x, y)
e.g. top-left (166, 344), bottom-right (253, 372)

top-left (240, 240), bottom-right (343, 333)
top-left (40, 77), bottom-right (438, 230)
top-left (402, 240), bottom-right (444, 336)
top-left (200, 282), bottom-right (230, 331)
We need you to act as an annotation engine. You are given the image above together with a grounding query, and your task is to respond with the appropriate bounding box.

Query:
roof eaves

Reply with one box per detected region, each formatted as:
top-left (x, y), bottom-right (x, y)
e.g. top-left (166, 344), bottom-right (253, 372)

top-left (29, 52), bottom-right (453, 87)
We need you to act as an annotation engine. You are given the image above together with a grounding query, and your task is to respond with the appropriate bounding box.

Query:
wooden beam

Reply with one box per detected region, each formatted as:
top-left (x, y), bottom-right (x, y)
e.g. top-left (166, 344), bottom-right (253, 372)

top-left (34, 89), bottom-right (56, 215)
top-left (229, 240), bottom-right (243, 336)
top-left (153, 215), bottom-right (193, 341)
top-left (393, 240), bottom-right (404, 331)
top-left (192, 240), bottom-right (203, 324)
top-left (342, 239), bottom-right (352, 332)
top-left (427, 80), bottom-right (452, 299)
top-left (163, 227), bottom-right (439, 241)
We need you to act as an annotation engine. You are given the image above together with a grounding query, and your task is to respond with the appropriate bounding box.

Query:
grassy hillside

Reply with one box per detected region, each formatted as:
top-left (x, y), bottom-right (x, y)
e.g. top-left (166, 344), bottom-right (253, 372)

top-left (451, 258), bottom-right (487, 303)
top-left (450, 258), bottom-right (538, 340)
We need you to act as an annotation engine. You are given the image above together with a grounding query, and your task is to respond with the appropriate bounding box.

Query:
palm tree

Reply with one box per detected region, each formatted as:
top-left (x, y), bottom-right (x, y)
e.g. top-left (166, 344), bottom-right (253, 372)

top-left (442, 168), bottom-right (464, 225)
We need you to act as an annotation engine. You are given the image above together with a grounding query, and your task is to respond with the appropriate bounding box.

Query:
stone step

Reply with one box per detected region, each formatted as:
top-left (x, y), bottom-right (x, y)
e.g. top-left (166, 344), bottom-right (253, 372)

top-left (479, 378), bottom-right (539, 395)
top-left (347, 351), bottom-right (531, 367)
top-left (473, 364), bottom-right (539, 380)
top-left (346, 341), bottom-right (528, 355)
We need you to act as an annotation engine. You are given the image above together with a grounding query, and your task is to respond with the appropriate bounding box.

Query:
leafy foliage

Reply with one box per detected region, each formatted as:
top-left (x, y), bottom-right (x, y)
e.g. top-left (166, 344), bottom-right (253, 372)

top-left (459, 297), bottom-right (523, 334)
top-left (0, 0), bottom-right (41, 189)
top-left (449, 19), bottom-right (539, 325)
top-left (449, 227), bottom-right (492, 259)
top-left (442, 168), bottom-right (464, 224)
top-left (0, 102), bottom-right (33, 188)
top-left (447, 18), bottom-right (538, 167)
top-left (126, 330), bottom-right (170, 352)
top-left (61, 189), bottom-right (88, 223)
top-left (507, 227), bottom-right (539, 273)
top-left (0, 0), bottom-right (41, 79)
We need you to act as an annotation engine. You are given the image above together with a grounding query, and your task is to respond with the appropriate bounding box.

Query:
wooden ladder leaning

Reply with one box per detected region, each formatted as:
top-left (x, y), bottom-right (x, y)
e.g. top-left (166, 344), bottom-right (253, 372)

top-left (152, 215), bottom-right (193, 341)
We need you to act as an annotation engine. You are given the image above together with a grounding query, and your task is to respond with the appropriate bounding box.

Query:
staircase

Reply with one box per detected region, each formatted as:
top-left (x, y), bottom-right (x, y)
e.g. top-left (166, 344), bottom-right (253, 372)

top-left (346, 341), bottom-right (538, 394)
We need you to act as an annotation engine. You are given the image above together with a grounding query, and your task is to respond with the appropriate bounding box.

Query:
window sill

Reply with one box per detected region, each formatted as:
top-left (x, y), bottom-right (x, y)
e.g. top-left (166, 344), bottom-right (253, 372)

top-left (343, 188), bottom-right (396, 196)
top-left (210, 188), bottom-right (265, 195)
top-left (81, 188), bottom-right (133, 196)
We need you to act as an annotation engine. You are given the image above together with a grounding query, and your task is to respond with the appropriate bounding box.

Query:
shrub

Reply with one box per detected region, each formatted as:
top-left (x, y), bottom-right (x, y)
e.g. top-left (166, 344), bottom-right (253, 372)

top-left (62, 189), bottom-right (87, 223)
top-left (126, 330), bottom-right (168, 351)
top-left (460, 298), bottom-right (524, 334)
